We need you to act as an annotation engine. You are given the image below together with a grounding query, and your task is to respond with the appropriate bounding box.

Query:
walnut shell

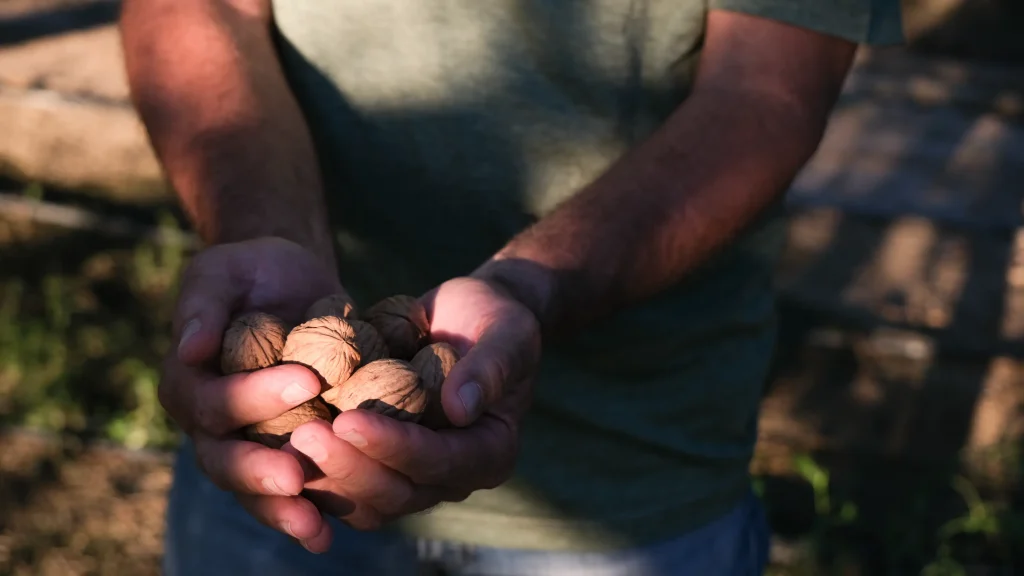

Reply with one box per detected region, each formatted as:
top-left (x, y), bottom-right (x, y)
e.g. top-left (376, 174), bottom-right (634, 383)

top-left (320, 359), bottom-right (427, 422)
top-left (410, 342), bottom-right (461, 429)
top-left (243, 397), bottom-right (333, 449)
top-left (282, 316), bottom-right (361, 390)
top-left (349, 319), bottom-right (389, 365)
top-left (363, 295), bottom-right (430, 360)
top-left (220, 311), bottom-right (289, 374)
top-left (305, 293), bottom-right (358, 321)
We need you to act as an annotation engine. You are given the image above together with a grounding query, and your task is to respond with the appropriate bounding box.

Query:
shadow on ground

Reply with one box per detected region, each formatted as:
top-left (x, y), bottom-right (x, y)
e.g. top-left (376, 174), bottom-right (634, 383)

top-left (755, 40), bottom-right (1024, 574)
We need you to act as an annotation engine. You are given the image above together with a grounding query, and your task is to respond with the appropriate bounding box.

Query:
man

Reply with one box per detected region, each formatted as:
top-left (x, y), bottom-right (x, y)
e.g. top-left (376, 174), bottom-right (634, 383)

top-left (120, 1), bottom-right (902, 574)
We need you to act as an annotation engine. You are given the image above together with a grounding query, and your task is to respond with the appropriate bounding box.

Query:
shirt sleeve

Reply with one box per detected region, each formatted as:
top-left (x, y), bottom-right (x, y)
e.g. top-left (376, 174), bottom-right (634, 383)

top-left (709, 0), bottom-right (904, 45)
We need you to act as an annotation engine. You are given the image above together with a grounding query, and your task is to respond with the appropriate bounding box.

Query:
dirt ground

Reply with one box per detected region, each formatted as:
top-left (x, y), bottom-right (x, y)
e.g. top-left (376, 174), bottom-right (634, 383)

top-left (0, 430), bottom-right (169, 576)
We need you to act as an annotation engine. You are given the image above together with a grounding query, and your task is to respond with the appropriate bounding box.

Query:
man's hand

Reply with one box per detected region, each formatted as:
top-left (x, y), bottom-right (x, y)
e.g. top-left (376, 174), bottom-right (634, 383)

top-left (162, 236), bottom-right (343, 552)
top-left (283, 276), bottom-right (541, 533)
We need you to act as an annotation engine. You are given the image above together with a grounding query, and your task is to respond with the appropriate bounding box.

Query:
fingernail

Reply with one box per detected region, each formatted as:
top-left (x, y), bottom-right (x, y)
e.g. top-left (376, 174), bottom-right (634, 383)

top-left (262, 476), bottom-right (290, 496)
top-left (337, 429), bottom-right (366, 447)
top-left (457, 382), bottom-right (484, 421)
top-left (300, 539), bottom-right (322, 554)
top-left (282, 521), bottom-right (298, 538)
top-left (299, 435), bottom-right (328, 463)
top-left (281, 382), bottom-right (317, 405)
top-left (178, 319), bottom-right (201, 354)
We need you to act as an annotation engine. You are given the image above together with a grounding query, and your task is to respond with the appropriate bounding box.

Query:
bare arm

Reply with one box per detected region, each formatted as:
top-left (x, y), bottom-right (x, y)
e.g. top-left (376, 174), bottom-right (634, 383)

top-left (120, 0), bottom-right (336, 269)
top-left (475, 10), bottom-right (857, 331)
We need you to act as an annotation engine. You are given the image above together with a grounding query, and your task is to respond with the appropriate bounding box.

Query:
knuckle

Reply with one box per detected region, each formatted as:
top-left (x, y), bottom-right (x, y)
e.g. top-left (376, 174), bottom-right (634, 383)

top-left (364, 425), bottom-right (406, 464)
top-left (331, 467), bottom-right (358, 487)
top-left (365, 419), bottom-right (427, 474)
top-left (194, 404), bottom-right (228, 436)
top-left (322, 454), bottom-right (358, 485)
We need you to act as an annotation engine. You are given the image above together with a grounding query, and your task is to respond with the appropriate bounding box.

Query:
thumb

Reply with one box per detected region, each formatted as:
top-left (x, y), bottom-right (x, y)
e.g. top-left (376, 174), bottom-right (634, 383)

top-left (439, 315), bottom-right (540, 427)
top-left (173, 249), bottom-right (254, 367)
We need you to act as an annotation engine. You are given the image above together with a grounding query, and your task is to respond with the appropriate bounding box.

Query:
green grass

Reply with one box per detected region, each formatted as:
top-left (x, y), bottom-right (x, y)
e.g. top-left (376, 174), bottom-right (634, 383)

top-left (759, 450), bottom-right (1024, 575)
top-left (0, 210), bottom-right (188, 449)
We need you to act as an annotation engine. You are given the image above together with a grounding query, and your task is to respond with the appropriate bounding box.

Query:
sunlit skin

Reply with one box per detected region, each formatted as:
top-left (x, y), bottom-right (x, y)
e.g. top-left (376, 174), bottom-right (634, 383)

top-left (123, 0), bottom-right (858, 553)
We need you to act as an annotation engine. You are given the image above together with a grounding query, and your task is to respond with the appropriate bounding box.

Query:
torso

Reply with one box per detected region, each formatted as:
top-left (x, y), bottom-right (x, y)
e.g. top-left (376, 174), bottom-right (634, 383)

top-left (272, 0), bottom-right (786, 550)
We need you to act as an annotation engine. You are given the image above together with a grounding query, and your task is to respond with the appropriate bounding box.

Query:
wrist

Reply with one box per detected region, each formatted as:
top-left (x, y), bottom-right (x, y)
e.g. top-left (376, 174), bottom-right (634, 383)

top-left (471, 257), bottom-right (559, 329)
top-left (199, 222), bottom-right (338, 280)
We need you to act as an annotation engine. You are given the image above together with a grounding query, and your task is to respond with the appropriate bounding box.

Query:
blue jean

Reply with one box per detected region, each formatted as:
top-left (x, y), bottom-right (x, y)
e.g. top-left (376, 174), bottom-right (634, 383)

top-left (164, 441), bottom-right (770, 576)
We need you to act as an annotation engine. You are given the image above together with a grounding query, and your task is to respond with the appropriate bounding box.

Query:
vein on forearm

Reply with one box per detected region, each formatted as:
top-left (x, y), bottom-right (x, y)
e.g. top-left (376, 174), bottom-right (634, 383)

top-left (120, 0), bottom-right (335, 268)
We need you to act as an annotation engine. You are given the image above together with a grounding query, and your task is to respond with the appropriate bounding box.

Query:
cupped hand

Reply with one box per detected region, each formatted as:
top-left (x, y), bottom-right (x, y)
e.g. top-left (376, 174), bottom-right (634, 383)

top-left (161, 236), bottom-right (344, 553)
top-left (286, 276), bottom-right (541, 531)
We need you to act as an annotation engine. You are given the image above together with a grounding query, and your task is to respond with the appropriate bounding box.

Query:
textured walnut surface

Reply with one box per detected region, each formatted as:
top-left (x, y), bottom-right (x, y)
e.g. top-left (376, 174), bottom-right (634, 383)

top-left (411, 342), bottom-right (461, 429)
top-left (321, 359), bottom-right (426, 422)
top-left (349, 319), bottom-right (389, 365)
top-left (220, 311), bottom-right (289, 374)
top-left (282, 316), bottom-right (361, 390)
top-left (243, 398), bottom-right (332, 449)
top-left (363, 295), bottom-right (430, 360)
top-left (305, 292), bottom-right (358, 321)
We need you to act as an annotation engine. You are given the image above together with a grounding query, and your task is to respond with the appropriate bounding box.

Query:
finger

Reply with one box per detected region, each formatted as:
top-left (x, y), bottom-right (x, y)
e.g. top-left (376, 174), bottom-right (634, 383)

top-left (418, 286), bottom-right (440, 318)
top-left (234, 492), bottom-right (329, 551)
top-left (160, 361), bottom-right (320, 437)
top-left (173, 247), bottom-right (254, 366)
top-left (333, 410), bottom-right (517, 490)
top-left (280, 442), bottom-right (324, 483)
top-left (440, 316), bottom-right (540, 426)
top-left (194, 434), bottom-right (306, 496)
top-left (289, 420), bottom-right (418, 518)
top-left (299, 514), bottom-right (334, 554)
top-left (157, 351), bottom-right (202, 432)
top-left (280, 442), bottom-right (446, 524)
top-left (190, 363), bottom-right (322, 435)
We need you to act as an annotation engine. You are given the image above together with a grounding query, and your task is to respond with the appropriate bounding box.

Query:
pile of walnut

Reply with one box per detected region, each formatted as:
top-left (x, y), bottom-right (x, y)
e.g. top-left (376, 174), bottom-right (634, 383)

top-left (219, 294), bottom-right (460, 449)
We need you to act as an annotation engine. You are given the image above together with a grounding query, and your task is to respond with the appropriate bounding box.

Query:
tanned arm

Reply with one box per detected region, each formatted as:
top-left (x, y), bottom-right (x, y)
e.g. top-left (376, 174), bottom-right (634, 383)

top-left (120, 0), bottom-right (336, 269)
top-left (475, 10), bottom-right (857, 331)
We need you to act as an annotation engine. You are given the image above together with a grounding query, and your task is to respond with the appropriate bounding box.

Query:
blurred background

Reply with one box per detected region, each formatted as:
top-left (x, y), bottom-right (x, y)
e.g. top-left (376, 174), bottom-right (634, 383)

top-left (0, 0), bottom-right (1022, 574)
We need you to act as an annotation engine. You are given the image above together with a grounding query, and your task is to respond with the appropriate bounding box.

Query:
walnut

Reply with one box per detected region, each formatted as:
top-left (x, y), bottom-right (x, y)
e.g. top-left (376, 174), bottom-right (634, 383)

top-left (363, 295), bottom-right (430, 360)
top-left (349, 320), bottom-right (389, 365)
top-left (220, 311), bottom-right (289, 375)
top-left (282, 316), bottom-right (361, 390)
top-left (320, 359), bottom-right (426, 422)
top-left (219, 311), bottom-right (331, 449)
top-left (410, 342), bottom-right (461, 429)
top-left (305, 292), bottom-right (358, 321)
top-left (242, 398), bottom-right (333, 449)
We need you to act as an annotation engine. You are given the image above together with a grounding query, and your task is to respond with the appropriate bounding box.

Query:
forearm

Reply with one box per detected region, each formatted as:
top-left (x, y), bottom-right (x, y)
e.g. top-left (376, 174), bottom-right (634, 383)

top-left (120, 0), bottom-right (335, 268)
top-left (475, 87), bottom-right (828, 332)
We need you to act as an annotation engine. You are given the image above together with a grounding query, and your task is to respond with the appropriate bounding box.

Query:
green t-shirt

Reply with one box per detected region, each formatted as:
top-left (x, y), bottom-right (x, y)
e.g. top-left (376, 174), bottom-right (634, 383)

top-left (271, 0), bottom-right (902, 551)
